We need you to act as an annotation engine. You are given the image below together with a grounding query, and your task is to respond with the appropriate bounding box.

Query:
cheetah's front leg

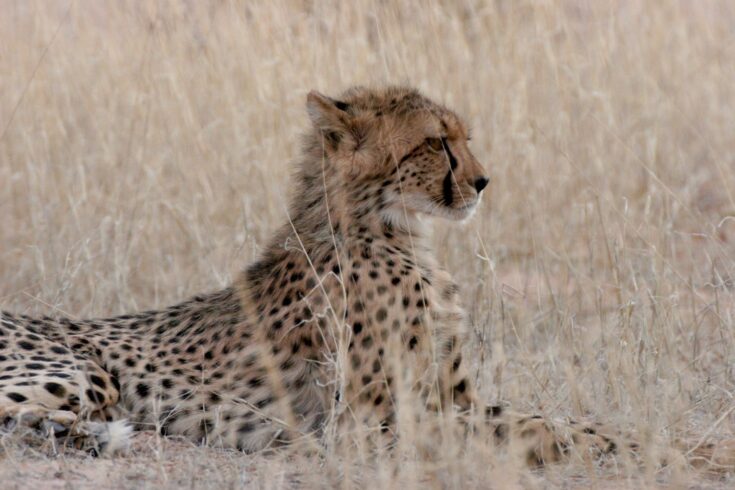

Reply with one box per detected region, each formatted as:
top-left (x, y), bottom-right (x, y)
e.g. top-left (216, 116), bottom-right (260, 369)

top-left (439, 343), bottom-right (619, 468)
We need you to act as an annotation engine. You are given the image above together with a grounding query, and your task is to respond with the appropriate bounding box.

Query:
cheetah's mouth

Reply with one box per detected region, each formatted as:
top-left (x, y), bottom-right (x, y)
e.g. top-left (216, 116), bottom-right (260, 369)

top-left (381, 190), bottom-right (481, 226)
top-left (429, 195), bottom-right (481, 222)
top-left (447, 200), bottom-right (479, 220)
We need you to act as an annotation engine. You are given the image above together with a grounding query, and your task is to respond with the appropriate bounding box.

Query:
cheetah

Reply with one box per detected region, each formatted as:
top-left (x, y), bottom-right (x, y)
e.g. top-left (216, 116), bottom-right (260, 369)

top-left (1, 86), bottom-right (733, 471)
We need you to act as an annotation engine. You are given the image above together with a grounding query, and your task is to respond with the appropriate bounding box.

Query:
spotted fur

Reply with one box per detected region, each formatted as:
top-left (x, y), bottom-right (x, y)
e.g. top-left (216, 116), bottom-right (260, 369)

top-left (1, 87), bottom-right (732, 471)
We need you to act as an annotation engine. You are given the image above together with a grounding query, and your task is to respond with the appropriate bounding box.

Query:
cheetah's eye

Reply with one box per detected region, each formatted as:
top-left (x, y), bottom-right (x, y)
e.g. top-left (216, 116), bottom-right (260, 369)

top-left (426, 137), bottom-right (443, 152)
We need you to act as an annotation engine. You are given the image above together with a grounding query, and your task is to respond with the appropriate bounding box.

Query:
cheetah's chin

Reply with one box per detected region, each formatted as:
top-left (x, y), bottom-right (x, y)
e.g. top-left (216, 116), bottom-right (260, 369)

top-left (451, 203), bottom-right (479, 221)
top-left (436, 200), bottom-right (480, 222)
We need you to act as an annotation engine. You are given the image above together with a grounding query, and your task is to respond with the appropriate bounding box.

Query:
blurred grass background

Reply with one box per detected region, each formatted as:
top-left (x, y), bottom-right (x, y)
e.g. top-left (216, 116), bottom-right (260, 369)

top-left (1, 1), bottom-right (734, 487)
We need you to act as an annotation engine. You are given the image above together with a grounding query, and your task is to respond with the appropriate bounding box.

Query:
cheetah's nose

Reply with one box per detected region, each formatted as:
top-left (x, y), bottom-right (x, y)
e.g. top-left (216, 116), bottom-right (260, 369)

top-left (473, 177), bottom-right (489, 193)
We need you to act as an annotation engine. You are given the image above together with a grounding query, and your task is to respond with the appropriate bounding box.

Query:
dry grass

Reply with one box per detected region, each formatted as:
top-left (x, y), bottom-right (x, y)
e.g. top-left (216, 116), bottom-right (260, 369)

top-left (1, 0), bottom-right (735, 488)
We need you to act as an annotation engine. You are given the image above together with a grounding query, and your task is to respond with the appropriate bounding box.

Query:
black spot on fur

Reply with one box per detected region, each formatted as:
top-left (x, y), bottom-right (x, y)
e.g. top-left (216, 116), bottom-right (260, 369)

top-left (527, 449), bottom-right (544, 467)
top-left (44, 382), bottom-right (66, 398)
top-left (372, 359), bottom-right (381, 373)
top-left (255, 397), bottom-right (273, 409)
top-left (375, 308), bottom-right (387, 322)
top-left (136, 383), bottom-right (150, 398)
top-left (455, 379), bottom-right (466, 393)
top-left (408, 336), bottom-right (418, 349)
top-left (6, 392), bottom-right (27, 403)
top-left (604, 438), bottom-right (617, 454)
top-left (89, 375), bottom-right (106, 389)
top-left (110, 374), bottom-right (121, 392)
top-left (486, 405), bottom-right (503, 418)
top-left (86, 389), bottom-right (104, 404)
top-left (17, 341), bottom-right (34, 351)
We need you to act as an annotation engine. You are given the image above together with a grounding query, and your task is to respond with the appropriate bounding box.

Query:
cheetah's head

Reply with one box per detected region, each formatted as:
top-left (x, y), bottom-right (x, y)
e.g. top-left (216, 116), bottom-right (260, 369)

top-left (306, 86), bottom-right (489, 223)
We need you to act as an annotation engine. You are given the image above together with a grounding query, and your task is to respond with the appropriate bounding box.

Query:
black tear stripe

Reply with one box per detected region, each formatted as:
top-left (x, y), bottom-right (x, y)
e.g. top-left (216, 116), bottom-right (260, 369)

top-left (441, 139), bottom-right (458, 206)
top-left (443, 170), bottom-right (454, 207)
top-left (442, 138), bottom-right (458, 170)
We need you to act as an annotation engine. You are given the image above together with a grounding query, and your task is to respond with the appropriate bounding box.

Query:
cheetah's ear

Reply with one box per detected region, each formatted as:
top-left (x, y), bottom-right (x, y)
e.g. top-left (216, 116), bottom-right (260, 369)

top-left (306, 91), bottom-right (350, 137)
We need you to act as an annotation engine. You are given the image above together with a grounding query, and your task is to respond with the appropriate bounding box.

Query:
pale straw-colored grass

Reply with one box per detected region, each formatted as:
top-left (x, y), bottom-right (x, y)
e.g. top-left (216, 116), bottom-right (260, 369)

top-left (1, 1), bottom-right (734, 488)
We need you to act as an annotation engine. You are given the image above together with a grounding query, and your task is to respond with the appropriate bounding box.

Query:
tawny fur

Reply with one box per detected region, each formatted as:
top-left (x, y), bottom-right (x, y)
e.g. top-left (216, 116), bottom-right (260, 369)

top-left (1, 86), bottom-right (731, 470)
